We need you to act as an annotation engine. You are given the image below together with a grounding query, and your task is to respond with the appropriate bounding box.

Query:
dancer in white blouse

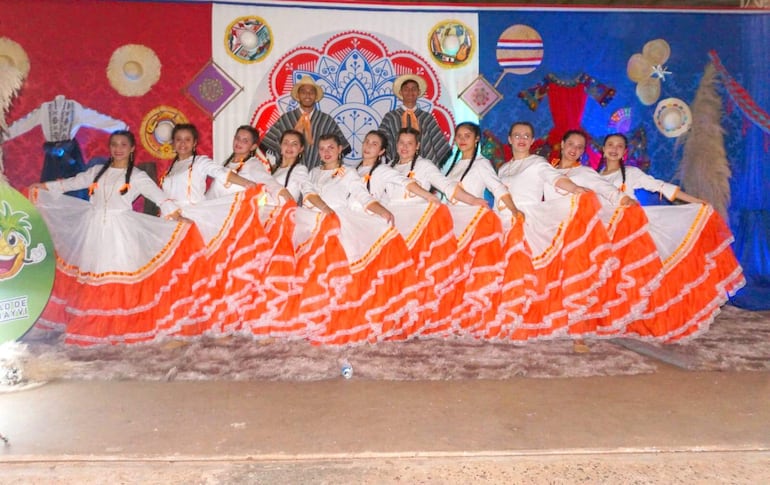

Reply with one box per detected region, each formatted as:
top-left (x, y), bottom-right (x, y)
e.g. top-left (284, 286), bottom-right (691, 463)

top-left (497, 121), bottom-right (610, 346)
top-left (598, 133), bottom-right (744, 341)
top-left (358, 129), bottom-right (477, 337)
top-left (160, 124), bottom-right (275, 338)
top-left (303, 133), bottom-right (417, 344)
top-left (207, 125), bottom-right (290, 202)
top-left (207, 125), bottom-right (298, 338)
top-left (29, 130), bottom-right (206, 345)
top-left (549, 130), bottom-right (657, 344)
top-left (442, 122), bottom-right (521, 337)
top-left (162, 124), bottom-right (256, 207)
top-left (257, 129), bottom-right (348, 339)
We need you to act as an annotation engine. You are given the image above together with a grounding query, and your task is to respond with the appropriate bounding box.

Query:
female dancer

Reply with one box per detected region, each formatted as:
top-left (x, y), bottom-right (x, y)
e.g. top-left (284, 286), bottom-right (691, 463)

top-left (162, 124), bottom-right (258, 205)
top-left (443, 121), bottom-right (523, 337)
top-left (29, 130), bottom-right (206, 345)
top-left (497, 121), bottom-right (610, 344)
top-left (161, 124), bottom-right (276, 338)
top-left (254, 129), bottom-right (350, 339)
top-left (358, 129), bottom-right (479, 337)
top-left (547, 130), bottom-right (656, 343)
top-left (599, 133), bottom-right (744, 340)
top-left (206, 125), bottom-right (290, 201)
top-left (303, 133), bottom-right (417, 344)
top-left (205, 125), bottom-right (296, 338)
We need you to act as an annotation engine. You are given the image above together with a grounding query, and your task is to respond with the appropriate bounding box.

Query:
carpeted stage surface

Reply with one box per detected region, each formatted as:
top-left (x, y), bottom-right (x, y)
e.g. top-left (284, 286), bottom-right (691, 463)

top-left (4, 305), bottom-right (769, 385)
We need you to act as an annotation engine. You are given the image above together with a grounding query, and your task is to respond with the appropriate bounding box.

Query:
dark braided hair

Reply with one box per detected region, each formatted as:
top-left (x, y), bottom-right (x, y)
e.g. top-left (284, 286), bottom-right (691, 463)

top-left (91, 130), bottom-right (136, 196)
top-left (277, 129), bottom-right (306, 188)
top-left (223, 125), bottom-right (260, 171)
top-left (356, 130), bottom-right (389, 192)
top-left (598, 133), bottom-right (628, 184)
top-left (163, 123), bottom-right (200, 180)
top-left (558, 129), bottom-right (588, 167)
top-left (318, 133), bottom-right (346, 169)
top-left (392, 127), bottom-right (420, 173)
top-left (443, 122), bottom-right (480, 181)
top-left (318, 132), bottom-right (344, 147)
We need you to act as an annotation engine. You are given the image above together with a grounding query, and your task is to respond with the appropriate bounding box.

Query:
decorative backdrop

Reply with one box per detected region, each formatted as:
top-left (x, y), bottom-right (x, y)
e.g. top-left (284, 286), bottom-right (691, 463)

top-left (0, 0), bottom-right (212, 187)
top-left (1, 1), bottom-right (768, 307)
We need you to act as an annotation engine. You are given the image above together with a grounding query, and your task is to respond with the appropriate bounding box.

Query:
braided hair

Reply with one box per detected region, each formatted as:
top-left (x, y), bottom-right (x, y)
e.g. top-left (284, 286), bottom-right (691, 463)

top-left (163, 123), bottom-right (200, 180)
top-left (356, 130), bottom-right (389, 192)
top-left (598, 133), bottom-right (628, 184)
top-left (557, 129), bottom-right (588, 167)
top-left (90, 130), bottom-right (136, 196)
top-left (277, 129), bottom-right (306, 188)
top-left (443, 122), bottom-right (480, 181)
top-left (317, 133), bottom-right (346, 169)
top-left (223, 125), bottom-right (260, 173)
top-left (318, 132), bottom-right (344, 148)
top-left (391, 127), bottom-right (420, 172)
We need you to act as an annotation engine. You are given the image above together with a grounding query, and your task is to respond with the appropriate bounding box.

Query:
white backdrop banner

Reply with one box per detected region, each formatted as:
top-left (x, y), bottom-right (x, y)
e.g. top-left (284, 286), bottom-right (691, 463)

top-left (212, 4), bottom-right (478, 163)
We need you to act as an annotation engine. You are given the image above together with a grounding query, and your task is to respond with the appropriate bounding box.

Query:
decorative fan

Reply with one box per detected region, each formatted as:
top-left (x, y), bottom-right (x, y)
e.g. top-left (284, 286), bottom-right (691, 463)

top-left (608, 107), bottom-right (633, 134)
top-left (627, 39), bottom-right (672, 106)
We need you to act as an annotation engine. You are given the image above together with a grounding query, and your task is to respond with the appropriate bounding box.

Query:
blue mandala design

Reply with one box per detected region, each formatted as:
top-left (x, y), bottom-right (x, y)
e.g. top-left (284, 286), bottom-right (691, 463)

top-left (264, 41), bottom-right (446, 164)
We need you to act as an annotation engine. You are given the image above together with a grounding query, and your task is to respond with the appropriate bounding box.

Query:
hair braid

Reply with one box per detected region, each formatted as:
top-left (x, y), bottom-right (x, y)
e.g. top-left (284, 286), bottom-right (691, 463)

top-left (120, 152), bottom-right (134, 195)
top-left (459, 140), bottom-right (480, 182)
top-left (93, 157), bottom-right (112, 185)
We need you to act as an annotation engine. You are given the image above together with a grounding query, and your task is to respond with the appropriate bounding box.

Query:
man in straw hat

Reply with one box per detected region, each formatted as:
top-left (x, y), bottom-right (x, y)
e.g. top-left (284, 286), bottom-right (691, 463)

top-left (378, 73), bottom-right (451, 166)
top-left (262, 75), bottom-right (350, 169)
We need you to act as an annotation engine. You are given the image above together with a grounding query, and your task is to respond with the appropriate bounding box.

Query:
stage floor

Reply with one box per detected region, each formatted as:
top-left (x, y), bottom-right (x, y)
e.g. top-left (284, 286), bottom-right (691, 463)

top-left (1, 365), bottom-right (768, 483)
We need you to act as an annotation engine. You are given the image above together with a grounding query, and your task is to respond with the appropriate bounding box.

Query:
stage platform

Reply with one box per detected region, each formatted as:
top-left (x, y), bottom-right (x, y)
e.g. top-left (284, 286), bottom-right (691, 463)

top-left (1, 366), bottom-right (769, 483)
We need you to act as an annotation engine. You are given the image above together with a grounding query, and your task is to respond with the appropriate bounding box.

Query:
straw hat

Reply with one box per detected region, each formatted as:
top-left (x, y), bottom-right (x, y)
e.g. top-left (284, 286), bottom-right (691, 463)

top-left (290, 75), bottom-right (323, 102)
top-left (393, 74), bottom-right (427, 100)
top-left (106, 44), bottom-right (161, 97)
top-left (0, 37), bottom-right (30, 79)
top-left (636, 77), bottom-right (661, 106)
top-left (626, 53), bottom-right (653, 83)
top-left (654, 97), bottom-right (692, 138)
top-left (642, 39), bottom-right (671, 65)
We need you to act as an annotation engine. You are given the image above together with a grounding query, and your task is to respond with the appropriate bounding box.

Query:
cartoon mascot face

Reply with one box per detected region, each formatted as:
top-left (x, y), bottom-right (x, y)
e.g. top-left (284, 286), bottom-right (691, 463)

top-left (0, 201), bottom-right (33, 281)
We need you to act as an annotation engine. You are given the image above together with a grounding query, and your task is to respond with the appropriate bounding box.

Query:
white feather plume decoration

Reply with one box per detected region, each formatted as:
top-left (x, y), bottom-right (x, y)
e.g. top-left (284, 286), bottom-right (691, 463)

top-left (678, 62), bottom-right (731, 221)
top-left (0, 65), bottom-right (25, 179)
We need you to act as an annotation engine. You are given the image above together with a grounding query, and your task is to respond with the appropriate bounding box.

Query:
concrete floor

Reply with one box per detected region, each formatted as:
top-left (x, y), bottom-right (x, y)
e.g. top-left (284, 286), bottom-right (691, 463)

top-left (1, 365), bottom-right (769, 483)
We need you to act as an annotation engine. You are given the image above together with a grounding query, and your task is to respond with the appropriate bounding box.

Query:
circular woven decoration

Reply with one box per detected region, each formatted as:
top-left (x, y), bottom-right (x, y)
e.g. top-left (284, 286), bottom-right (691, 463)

top-left (496, 24), bottom-right (543, 75)
top-left (0, 37), bottom-right (31, 79)
top-left (428, 19), bottom-right (475, 68)
top-left (139, 106), bottom-right (188, 159)
top-left (107, 44), bottom-right (161, 97)
top-left (225, 16), bottom-right (273, 64)
top-left (654, 97), bottom-right (692, 138)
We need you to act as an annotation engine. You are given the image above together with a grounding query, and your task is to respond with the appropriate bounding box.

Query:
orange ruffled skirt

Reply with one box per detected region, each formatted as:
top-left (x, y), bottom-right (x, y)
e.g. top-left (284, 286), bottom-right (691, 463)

top-left (32, 189), bottom-right (210, 345)
top-left (387, 202), bottom-right (460, 338)
top-left (625, 204), bottom-right (745, 341)
top-left (446, 205), bottom-right (504, 338)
